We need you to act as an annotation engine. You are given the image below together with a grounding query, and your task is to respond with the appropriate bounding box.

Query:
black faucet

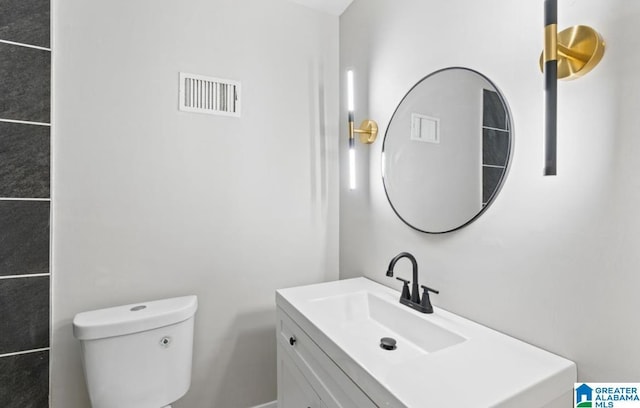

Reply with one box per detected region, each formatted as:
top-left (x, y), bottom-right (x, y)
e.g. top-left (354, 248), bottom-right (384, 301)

top-left (386, 252), bottom-right (439, 314)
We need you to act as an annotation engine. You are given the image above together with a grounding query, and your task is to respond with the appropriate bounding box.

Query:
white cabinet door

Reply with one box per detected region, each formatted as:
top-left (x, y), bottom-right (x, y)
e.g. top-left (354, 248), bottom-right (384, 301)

top-left (278, 343), bottom-right (322, 408)
top-left (277, 309), bottom-right (378, 408)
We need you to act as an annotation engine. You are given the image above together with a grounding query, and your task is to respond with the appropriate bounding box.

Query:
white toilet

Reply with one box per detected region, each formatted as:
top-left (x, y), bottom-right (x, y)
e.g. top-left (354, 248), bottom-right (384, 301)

top-left (73, 295), bottom-right (198, 408)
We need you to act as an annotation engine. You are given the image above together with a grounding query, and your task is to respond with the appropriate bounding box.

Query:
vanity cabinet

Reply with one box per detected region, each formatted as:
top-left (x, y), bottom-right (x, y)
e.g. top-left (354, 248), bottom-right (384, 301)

top-left (276, 278), bottom-right (577, 408)
top-left (277, 307), bottom-right (377, 408)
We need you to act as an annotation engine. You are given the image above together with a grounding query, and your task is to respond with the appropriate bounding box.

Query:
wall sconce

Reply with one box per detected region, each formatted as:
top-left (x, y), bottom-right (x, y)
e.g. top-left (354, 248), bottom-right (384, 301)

top-left (347, 70), bottom-right (378, 190)
top-left (542, 0), bottom-right (605, 176)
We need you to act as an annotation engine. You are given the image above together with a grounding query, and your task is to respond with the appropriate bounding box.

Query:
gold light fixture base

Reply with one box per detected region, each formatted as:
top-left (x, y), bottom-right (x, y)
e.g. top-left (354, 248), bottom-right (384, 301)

top-left (539, 25), bottom-right (605, 80)
top-left (353, 119), bottom-right (378, 144)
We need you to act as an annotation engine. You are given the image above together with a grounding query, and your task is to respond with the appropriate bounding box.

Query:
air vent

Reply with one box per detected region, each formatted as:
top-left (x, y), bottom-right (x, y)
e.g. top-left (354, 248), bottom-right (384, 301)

top-left (179, 72), bottom-right (241, 117)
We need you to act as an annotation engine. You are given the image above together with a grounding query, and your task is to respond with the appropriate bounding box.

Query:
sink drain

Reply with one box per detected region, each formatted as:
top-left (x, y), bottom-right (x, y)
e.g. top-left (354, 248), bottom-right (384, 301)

top-left (380, 337), bottom-right (397, 351)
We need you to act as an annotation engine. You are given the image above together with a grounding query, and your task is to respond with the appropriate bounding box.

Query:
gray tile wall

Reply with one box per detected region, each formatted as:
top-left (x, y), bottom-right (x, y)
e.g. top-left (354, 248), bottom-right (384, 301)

top-left (0, 0), bottom-right (51, 406)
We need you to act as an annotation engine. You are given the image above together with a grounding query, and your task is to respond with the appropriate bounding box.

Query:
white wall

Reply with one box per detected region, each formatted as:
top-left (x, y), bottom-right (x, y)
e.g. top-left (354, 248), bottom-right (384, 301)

top-left (51, 1), bottom-right (339, 407)
top-left (340, 0), bottom-right (640, 381)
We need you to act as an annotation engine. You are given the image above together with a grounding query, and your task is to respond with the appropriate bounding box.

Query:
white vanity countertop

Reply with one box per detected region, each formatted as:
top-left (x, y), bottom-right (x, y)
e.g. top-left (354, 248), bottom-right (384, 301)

top-left (276, 277), bottom-right (576, 408)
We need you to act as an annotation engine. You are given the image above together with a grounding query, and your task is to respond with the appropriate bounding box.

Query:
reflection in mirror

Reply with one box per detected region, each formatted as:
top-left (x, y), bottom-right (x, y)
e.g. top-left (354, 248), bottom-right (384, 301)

top-left (382, 67), bottom-right (512, 233)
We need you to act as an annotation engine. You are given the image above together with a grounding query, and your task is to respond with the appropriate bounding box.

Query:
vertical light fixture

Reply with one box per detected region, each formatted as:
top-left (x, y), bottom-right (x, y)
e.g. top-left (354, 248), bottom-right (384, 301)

top-left (543, 0), bottom-right (558, 176)
top-left (346, 69), bottom-right (378, 190)
top-left (347, 70), bottom-right (357, 189)
top-left (541, 0), bottom-right (605, 176)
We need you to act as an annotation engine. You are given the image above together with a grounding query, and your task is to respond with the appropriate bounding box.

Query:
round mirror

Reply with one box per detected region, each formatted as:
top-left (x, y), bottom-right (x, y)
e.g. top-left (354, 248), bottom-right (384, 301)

top-left (382, 67), bottom-right (513, 233)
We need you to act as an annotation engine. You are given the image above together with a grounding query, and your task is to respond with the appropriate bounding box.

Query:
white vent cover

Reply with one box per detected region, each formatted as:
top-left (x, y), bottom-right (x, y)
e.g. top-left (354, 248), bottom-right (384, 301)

top-left (179, 72), bottom-right (241, 117)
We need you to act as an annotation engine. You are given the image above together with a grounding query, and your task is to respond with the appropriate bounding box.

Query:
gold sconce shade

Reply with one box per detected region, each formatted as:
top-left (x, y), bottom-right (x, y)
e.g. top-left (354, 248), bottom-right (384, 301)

top-left (540, 25), bottom-right (605, 81)
top-left (351, 119), bottom-right (378, 144)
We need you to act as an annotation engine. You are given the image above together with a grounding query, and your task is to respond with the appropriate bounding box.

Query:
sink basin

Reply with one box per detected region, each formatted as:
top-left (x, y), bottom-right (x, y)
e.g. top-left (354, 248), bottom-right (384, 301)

top-left (276, 277), bottom-right (577, 408)
top-left (307, 291), bottom-right (465, 360)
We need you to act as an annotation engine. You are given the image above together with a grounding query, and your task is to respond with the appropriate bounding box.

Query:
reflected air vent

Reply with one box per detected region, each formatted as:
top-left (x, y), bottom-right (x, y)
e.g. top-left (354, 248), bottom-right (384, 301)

top-left (179, 72), bottom-right (241, 117)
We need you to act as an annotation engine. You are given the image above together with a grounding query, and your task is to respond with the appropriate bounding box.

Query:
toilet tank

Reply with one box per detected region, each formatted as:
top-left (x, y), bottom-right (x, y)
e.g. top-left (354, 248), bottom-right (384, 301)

top-left (73, 296), bottom-right (198, 408)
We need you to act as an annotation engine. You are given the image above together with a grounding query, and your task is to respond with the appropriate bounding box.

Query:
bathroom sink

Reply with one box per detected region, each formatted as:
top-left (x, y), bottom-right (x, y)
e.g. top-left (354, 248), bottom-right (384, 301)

top-left (277, 277), bottom-right (577, 407)
top-left (305, 291), bottom-right (465, 361)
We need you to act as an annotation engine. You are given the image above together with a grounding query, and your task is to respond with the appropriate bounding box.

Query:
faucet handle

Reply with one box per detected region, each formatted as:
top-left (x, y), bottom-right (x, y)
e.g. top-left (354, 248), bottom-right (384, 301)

top-left (420, 285), bottom-right (438, 314)
top-left (420, 285), bottom-right (439, 295)
top-left (396, 277), bottom-right (411, 300)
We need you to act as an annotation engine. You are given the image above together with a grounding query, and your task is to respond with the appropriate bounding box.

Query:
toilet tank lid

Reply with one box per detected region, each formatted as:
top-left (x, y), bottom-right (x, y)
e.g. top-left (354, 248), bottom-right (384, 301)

top-left (73, 295), bottom-right (198, 340)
